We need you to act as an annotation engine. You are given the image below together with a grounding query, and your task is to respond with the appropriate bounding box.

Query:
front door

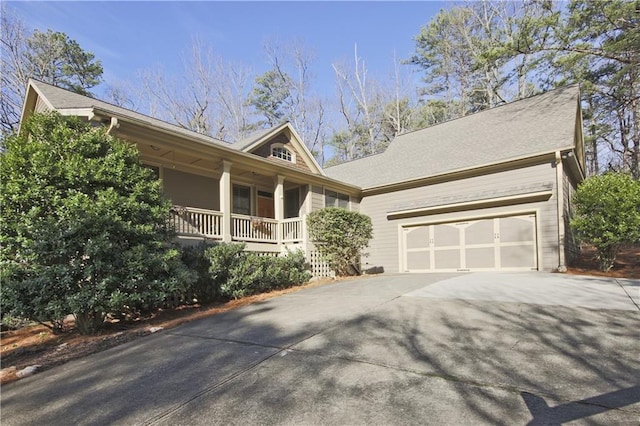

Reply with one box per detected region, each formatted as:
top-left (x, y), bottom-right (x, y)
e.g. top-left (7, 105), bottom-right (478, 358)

top-left (257, 192), bottom-right (274, 218)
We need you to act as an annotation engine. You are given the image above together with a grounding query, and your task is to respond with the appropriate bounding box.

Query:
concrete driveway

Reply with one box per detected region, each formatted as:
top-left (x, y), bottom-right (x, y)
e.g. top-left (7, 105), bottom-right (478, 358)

top-left (2, 273), bottom-right (639, 425)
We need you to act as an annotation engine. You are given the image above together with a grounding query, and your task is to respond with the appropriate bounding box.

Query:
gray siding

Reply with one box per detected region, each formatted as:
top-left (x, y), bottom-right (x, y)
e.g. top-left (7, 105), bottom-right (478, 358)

top-left (350, 197), bottom-right (360, 212)
top-left (35, 97), bottom-right (50, 113)
top-left (162, 168), bottom-right (219, 210)
top-left (311, 185), bottom-right (324, 211)
top-left (359, 162), bottom-right (561, 273)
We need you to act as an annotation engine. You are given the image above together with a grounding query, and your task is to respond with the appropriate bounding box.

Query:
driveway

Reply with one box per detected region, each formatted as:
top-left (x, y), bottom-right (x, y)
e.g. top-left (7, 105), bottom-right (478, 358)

top-left (2, 273), bottom-right (639, 425)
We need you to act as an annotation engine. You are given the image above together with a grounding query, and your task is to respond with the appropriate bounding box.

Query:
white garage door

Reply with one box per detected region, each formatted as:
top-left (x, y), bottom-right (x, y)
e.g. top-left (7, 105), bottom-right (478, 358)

top-left (402, 214), bottom-right (538, 272)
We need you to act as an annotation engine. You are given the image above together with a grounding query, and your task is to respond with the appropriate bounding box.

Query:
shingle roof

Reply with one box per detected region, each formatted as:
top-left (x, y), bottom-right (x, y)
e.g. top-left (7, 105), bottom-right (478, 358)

top-left (325, 85), bottom-right (580, 189)
top-left (229, 126), bottom-right (280, 151)
top-left (30, 80), bottom-right (231, 147)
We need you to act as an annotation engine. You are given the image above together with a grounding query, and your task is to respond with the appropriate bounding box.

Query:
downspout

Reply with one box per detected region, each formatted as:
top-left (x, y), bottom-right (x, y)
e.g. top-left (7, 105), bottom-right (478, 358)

top-left (555, 151), bottom-right (567, 272)
top-left (106, 117), bottom-right (119, 134)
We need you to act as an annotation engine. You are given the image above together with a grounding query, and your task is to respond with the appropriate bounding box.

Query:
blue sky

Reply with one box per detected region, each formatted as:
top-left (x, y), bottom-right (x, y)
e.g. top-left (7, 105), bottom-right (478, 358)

top-left (9, 1), bottom-right (447, 97)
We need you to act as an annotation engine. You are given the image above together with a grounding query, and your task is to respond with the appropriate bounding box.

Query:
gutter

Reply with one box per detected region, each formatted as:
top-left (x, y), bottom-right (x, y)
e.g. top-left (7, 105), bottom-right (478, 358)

top-left (106, 117), bottom-right (119, 134)
top-left (555, 151), bottom-right (567, 272)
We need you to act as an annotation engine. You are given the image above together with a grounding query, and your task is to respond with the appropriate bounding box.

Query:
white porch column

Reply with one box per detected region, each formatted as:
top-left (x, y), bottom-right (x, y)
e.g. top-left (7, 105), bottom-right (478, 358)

top-left (302, 186), bottom-right (312, 256)
top-left (220, 160), bottom-right (232, 242)
top-left (274, 175), bottom-right (285, 245)
top-left (274, 175), bottom-right (285, 220)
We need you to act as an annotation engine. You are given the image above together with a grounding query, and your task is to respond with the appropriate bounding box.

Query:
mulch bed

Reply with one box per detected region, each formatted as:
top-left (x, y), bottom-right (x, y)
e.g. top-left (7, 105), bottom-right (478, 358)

top-left (566, 245), bottom-right (640, 279)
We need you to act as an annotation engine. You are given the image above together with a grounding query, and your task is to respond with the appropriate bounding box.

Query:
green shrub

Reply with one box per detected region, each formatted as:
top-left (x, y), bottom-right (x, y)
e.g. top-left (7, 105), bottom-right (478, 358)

top-left (0, 112), bottom-right (194, 334)
top-left (307, 207), bottom-right (373, 276)
top-left (181, 242), bottom-right (219, 303)
top-left (570, 172), bottom-right (640, 272)
top-left (205, 242), bottom-right (246, 290)
top-left (272, 250), bottom-right (312, 289)
top-left (224, 254), bottom-right (268, 299)
top-left (204, 243), bottom-right (311, 300)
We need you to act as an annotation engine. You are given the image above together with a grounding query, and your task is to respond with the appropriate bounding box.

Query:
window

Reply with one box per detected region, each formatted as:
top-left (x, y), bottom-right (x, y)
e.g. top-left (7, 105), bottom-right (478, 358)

top-left (271, 144), bottom-right (293, 162)
top-left (325, 189), bottom-right (349, 209)
top-left (285, 187), bottom-right (300, 218)
top-left (233, 184), bottom-right (251, 215)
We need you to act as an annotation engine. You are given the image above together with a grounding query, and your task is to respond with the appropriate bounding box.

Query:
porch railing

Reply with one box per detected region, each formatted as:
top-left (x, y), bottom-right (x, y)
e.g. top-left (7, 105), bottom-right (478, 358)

top-left (171, 206), bottom-right (223, 238)
top-left (232, 214), bottom-right (279, 243)
top-left (172, 206), bottom-right (305, 245)
top-left (281, 217), bottom-right (303, 243)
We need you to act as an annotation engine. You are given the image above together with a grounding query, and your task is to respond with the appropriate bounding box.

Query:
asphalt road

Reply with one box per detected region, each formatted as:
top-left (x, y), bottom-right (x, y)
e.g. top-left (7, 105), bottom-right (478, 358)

top-left (2, 272), bottom-right (639, 425)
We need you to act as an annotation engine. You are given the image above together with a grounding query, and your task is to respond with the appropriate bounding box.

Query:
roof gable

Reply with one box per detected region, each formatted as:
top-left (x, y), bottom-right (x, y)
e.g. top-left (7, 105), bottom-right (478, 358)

top-left (25, 80), bottom-right (325, 176)
top-left (325, 85), bottom-right (582, 189)
top-left (232, 122), bottom-right (325, 175)
top-left (23, 79), bottom-right (231, 147)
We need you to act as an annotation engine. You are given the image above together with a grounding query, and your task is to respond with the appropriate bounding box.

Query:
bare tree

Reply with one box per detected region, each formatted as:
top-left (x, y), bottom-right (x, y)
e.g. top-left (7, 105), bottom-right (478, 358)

top-left (136, 39), bottom-right (255, 142)
top-left (102, 80), bottom-right (140, 111)
top-left (382, 52), bottom-right (418, 139)
top-left (247, 39), bottom-right (327, 161)
top-left (330, 45), bottom-right (388, 163)
top-left (1, 4), bottom-right (30, 134)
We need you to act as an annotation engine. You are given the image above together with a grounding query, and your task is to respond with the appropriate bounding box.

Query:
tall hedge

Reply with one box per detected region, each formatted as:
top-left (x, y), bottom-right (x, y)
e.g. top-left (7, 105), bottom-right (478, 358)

top-left (307, 207), bottom-right (373, 276)
top-left (0, 112), bottom-right (194, 334)
top-left (570, 172), bottom-right (640, 272)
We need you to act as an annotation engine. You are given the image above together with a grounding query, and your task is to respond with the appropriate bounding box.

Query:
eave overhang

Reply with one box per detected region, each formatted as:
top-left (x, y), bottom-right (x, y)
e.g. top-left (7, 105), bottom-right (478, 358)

top-left (88, 107), bottom-right (360, 195)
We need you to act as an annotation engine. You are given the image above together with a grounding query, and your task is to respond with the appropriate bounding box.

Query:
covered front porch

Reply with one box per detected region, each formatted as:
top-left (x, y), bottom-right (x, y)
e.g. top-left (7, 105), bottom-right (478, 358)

top-left (170, 206), bottom-right (306, 248)
top-left (134, 139), bottom-right (314, 253)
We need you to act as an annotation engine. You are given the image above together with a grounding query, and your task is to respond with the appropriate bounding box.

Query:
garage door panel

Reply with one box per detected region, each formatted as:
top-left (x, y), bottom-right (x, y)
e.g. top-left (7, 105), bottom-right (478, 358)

top-left (406, 227), bottom-right (429, 249)
top-left (500, 216), bottom-right (534, 243)
top-left (501, 244), bottom-right (536, 268)
top-left (465, 247), bottom-right (495, 269)
top-left (402, 213), bottom-right (538, 272)
top-left (434, 249), bottom-right (460, 269)
top-left (433, 224), bottom-right (459, 247)
top-left (465, 220), bottom-right (494, 245)
top-left (406, 250), bottom-right (430, 270)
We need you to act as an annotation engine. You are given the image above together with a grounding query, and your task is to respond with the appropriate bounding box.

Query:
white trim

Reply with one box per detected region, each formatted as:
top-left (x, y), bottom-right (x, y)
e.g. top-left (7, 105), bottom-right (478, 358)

top-left (141, 161), bottom-right (164, 181)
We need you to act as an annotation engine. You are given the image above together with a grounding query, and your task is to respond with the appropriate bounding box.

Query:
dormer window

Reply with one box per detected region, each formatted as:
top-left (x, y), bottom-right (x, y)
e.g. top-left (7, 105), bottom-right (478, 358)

top-left (271, 143), bottom-right (294, 162)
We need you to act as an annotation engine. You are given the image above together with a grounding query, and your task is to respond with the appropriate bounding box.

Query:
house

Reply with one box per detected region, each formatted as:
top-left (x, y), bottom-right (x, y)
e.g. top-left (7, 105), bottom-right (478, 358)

top-left (19, 80), bottom-right (585, 275)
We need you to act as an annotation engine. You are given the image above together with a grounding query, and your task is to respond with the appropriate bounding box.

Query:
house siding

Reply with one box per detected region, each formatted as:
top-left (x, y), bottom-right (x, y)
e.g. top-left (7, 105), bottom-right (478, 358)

top-left (359, 162), bottom-right (561, 273)
top-left (162, 168), bottom-right (220, 211)
top-left (35, 97), bottom-right (50, 113)
top-left (350, 197), bottom-right (360, 212)
top-left (311, 185), bottom-right (324, 211)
